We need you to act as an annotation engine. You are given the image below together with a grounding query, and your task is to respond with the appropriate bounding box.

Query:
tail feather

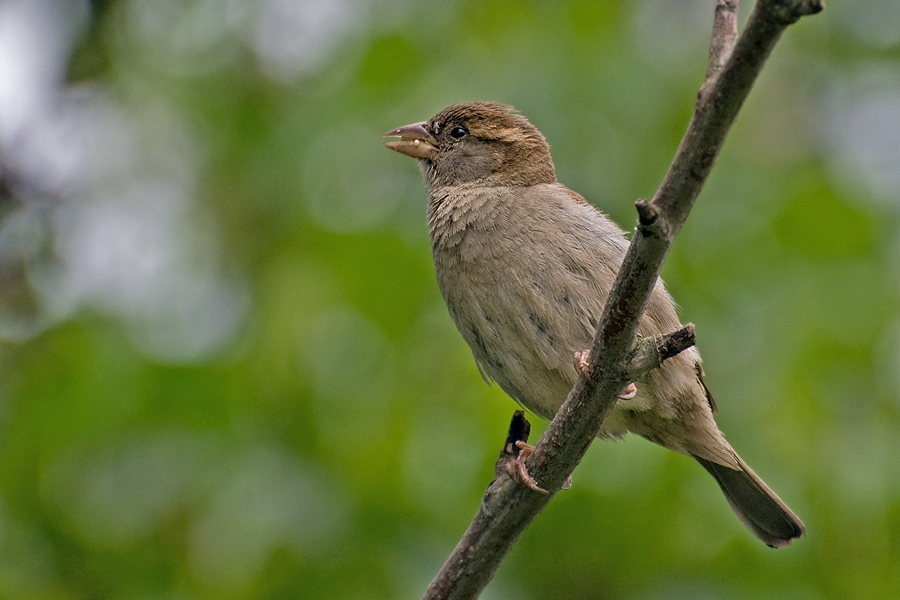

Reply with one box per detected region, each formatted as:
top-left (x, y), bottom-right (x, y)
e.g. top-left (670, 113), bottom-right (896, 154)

top-left (694, 454), bottom-right (805, 548)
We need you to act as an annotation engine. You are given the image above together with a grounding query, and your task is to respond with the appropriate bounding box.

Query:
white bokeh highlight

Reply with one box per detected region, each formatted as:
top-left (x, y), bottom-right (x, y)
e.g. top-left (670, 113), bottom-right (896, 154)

top-left (0, 0), bottom-right (248, 361)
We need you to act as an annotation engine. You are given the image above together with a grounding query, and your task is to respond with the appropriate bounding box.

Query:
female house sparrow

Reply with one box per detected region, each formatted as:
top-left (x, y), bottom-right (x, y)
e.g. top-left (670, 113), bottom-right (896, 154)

top-left (384, 102), bottom-right (804, 548)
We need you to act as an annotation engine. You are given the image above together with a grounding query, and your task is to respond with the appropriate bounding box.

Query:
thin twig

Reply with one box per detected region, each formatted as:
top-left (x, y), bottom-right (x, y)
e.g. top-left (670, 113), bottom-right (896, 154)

top-left (495, 411), bottom-right (531, 479)
top-left (625, 324), bottom-right (697, 379)
top-left (421, 2), bottom-right (823, 599)
top-left (705, 0), bottom-right (740, 84)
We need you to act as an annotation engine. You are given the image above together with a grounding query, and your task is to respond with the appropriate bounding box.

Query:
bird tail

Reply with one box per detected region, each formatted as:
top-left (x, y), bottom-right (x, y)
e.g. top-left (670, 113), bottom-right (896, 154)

top-left (694, 453), bottom-right (805, 548)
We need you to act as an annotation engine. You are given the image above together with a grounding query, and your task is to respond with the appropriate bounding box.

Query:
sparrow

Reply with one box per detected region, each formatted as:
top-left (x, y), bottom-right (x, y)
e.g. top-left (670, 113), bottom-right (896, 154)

top-left (384, 101), bottom-right (804, 548)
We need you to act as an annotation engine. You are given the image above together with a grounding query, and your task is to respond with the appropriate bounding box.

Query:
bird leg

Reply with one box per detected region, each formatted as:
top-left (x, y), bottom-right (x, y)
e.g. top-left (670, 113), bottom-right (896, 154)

top-left (574, 350), bottom-right (638, 400)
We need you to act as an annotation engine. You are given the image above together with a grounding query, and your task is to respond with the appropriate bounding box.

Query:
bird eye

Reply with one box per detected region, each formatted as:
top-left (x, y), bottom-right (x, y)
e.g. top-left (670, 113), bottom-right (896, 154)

top-left (449, 125), bottom-right (468, 139)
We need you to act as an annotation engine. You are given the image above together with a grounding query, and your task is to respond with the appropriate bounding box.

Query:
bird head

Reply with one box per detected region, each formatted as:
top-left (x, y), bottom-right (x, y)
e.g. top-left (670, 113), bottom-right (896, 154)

top-left (384, 102), bottom-right (557, 188)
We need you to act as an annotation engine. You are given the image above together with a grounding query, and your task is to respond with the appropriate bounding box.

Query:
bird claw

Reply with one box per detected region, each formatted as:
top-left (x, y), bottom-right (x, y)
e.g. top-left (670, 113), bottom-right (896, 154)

top-left (513, 441), bottom-right (549, 494)
top-left (510, 441), bottom-right (572, 493)
top-left (618, 382), bottom-right (637, 400)
top-left (574, 350), bottom-right (591, 376)
top-left (575, 350), bottom-right (636, 400)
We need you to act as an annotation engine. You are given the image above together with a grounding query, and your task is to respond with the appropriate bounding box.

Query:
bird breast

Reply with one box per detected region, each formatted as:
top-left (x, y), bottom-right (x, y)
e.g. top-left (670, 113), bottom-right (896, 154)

top-left (427, 183), bottom-right (631, 419)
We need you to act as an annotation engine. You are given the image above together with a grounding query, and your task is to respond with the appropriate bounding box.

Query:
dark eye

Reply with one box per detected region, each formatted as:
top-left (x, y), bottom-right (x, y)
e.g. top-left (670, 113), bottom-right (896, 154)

top-left (449, 125), bottom-right (468, 139)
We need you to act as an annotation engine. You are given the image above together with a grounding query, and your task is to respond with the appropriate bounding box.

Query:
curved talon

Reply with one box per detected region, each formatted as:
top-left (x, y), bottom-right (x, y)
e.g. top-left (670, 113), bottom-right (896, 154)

top-left (618, 382), bottom-right (637, 400)
top-left (514, 441), bottom-right (549, 494)
top-left (574, 350), bottom-right (591, 376)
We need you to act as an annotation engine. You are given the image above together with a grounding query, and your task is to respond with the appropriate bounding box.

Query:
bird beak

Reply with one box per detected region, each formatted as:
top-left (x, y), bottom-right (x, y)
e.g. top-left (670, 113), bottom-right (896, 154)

top-left (383, 121), bottom-right (438, 159)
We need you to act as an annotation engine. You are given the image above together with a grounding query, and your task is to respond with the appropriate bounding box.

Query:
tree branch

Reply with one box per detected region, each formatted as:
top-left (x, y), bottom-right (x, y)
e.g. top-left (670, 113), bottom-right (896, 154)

top-left (705, 0), bottom-right (740, 85)
top-left (625, 324), bottom-right (697, 380)
top-left (421, 1), bottom-right (823, 598)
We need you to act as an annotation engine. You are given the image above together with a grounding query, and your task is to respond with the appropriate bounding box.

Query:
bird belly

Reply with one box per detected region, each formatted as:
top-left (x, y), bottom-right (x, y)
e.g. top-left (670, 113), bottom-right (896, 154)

top-left (436, 255), bottom-right (727, 459)
top-left (436, 246), bottom-right (647, 439)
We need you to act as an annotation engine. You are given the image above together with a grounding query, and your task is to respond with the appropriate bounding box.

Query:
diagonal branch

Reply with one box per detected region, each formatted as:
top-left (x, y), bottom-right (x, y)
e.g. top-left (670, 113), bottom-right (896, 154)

top-left (421, 1), bottom-right (823, 599)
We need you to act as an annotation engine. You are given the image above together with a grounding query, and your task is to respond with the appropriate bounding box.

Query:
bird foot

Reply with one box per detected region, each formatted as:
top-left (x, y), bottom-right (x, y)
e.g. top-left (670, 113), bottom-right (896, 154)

top-left (618, 382), bottom-right (637, 400)
top-left (510, 441), bottom-right (571, 493)
top-left (575, 350), bottom-right (637, 400)
top-left (574, 350), bottom-right (591, 376)
top-left (512, 441), bottom-right (548, 494)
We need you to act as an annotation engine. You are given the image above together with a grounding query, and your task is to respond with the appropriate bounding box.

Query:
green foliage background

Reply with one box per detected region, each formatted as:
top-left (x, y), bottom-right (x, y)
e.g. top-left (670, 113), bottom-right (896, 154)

top-left (1, 0), bottom-right (899, 598)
